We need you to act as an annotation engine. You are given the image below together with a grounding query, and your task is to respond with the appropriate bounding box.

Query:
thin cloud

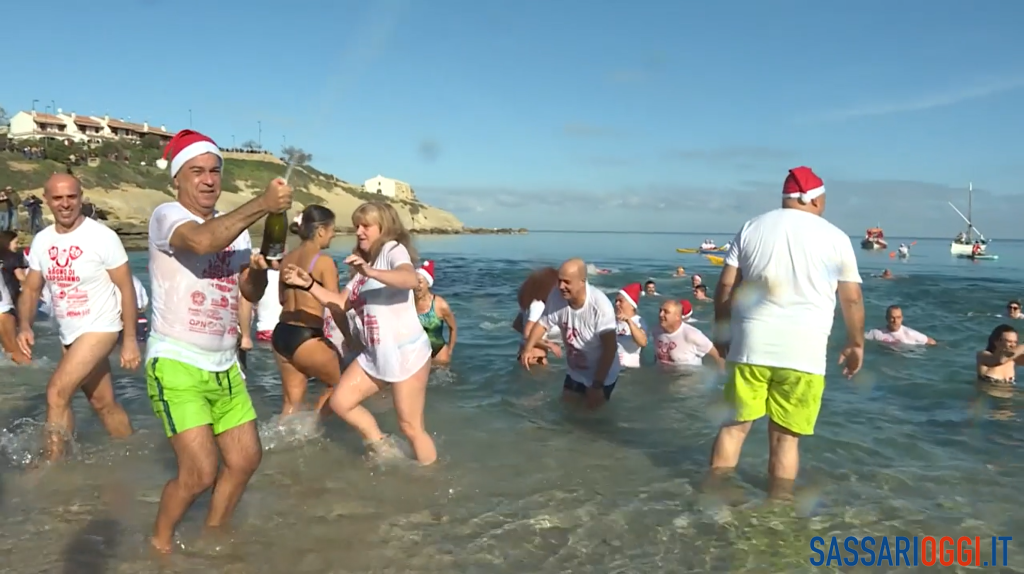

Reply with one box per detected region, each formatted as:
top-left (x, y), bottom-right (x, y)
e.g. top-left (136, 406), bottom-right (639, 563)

top-left (672, 146), bottom-right (795, 163)
top-left (562, 123), bottom-right (619, 138)
top-left (813, 76), bottom-right (1024, 121)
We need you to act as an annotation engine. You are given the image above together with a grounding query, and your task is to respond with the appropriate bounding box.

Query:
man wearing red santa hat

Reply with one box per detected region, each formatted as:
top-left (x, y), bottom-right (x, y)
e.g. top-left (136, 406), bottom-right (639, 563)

top-left (145, 129), bottom-right (292, 552)
top-left (613, 282), bottom-right (648, 368)
top-left (710, 166), bottom-right (864, 498)
top-left (413, 260), bottom-right (458, 363)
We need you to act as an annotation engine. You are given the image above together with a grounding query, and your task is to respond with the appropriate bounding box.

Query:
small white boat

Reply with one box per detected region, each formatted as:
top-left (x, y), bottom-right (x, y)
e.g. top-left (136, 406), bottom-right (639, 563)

top-left (949, 182), bottom-right (990, 255)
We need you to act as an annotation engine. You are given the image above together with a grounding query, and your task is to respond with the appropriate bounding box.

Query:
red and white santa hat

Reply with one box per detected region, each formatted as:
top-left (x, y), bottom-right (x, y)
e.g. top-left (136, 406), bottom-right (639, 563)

top-left (154, 129), bottom-right (223, 177)
top-left (680, 299), bottom-right (693, 320)
top-left (417, 260), bottom-right (435, 287)
top-left (781, 166), bottom-right (825, 204)
top-left (619, 283), bottom-right (641, 309)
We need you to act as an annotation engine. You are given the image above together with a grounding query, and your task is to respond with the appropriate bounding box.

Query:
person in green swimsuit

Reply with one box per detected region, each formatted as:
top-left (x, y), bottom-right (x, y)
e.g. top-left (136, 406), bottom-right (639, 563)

top-left (414, 260), bottom-right (457, 363)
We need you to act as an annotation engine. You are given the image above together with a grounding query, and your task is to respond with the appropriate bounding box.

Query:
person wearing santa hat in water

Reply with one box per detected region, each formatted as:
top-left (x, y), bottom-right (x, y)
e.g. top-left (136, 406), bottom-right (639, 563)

top-left (414, 260), bottom-right (458, 363)
top-left (521, 258), bottom-right (621, 409)
top-left (613, 283), bottom-right (648, 368)
top-left (145, 129), bottom-right (292, 552)
top-left (16, 173), bottom-right (139, 461)
top-left (710, 166), bottom-right (864, 499)
top-left (654, 299), bottom-right (723, 371)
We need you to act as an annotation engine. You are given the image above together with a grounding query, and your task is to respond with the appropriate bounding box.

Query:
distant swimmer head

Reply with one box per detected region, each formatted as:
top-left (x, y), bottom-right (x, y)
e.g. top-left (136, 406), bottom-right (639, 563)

top-left (557, 258), bottom-right (587, 303)
top-left (675, 266), bottom-right (685, 276)
top-left (885, 305), bottom-right (904, 331)
top-left (1007, 300), bottom-right (1022, 319)
top-left (43, 173), bottom-right (83, 229)
top-left (351, 201), bottom-right (418, 266)
top-left (691, 274), bottom-right (703, 287)
top-left (644, 280), bottom-right (657, 295)
top-left (881, 269), bottom-right (893, 278)
top-left (297, 204), bottom-right (336, 248)
top-left (781, 166), bottom-right (826, 215)
top-left (518, 266), bottom-right (559, 310)
top-left (987, 324), bottom-right (1018, 353)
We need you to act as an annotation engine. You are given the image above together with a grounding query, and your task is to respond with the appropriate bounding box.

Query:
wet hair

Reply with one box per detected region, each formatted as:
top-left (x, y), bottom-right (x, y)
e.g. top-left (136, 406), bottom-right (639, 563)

top-left (694, 284), bottom-right (707, 294)
top-left (644, 280), bottom-right (656, 287)
top-left (296, 204), bottom-right (335, 241)
top-left (350, 201), bottom-right (417, 265)
top-left (0, 230), bottom-right (16, 254)
top-left (987, 324), bottom-right (1017, 353)
top-left (518, 267), bottom-right (559, 311)
top-left (885, 305), bottom-right (901, 315)
top-left (1009, 299), bottom-right (1021, 308)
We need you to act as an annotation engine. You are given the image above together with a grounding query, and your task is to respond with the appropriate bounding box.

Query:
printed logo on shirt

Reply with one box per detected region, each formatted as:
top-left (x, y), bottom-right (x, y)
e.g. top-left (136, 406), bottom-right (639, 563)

top-left (656, 338), bottom-right (677, 362)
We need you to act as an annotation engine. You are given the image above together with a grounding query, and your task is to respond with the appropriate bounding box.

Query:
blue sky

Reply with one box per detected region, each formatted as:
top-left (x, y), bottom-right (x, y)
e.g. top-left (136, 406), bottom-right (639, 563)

top-left (4, 0), bottom-right (1023, 237)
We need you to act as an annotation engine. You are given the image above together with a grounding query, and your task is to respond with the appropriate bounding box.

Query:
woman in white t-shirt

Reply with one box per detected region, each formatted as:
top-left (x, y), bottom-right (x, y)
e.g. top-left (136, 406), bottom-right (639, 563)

top-left (614, 283), bottom-right (648, 368)
top-left (512, 267), bottom-right (562, 365)
top-left (281, 202), bottom-right (436, 465)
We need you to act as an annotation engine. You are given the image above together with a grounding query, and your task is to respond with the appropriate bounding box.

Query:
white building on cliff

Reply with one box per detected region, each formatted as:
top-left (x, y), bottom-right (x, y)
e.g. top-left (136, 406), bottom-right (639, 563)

top-left (7, 109), bottom-right (174, 146)
top-left (363, 174), bottom-right (414, 200)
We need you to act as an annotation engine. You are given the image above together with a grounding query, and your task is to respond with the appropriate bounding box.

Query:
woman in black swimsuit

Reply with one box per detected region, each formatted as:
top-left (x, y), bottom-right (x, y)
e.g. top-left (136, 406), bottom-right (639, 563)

top-left (272, 205), bottom-right (342, 416)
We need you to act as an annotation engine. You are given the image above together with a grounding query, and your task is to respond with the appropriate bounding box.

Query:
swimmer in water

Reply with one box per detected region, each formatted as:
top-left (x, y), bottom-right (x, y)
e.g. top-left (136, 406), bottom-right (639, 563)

top-left (18, 174), bottom-right (139, 461)
top-left (976, 324), bottom-right (1024, 388)
top-left (643, 280), bottom-right (660, 296)
top-left (513, 266), bottom-right (563, 365)
top-left (875, 269), bottom-right (894, 279)
top-left (614, 283), bottom-right (648, 369)
top-left (1005, 300), bottom-right (1023, 319)
top-left (693, 284), bottom-right (711, 302)
top-left (272, 205), bottom-right (342, 417)
top-left (864, 305), bottom-right (936, 346)
top-left (413, 260), bottom-right (457, 363)
top-left (691, 274), bottom-right (703, 289)
top-left (282, 201), bottom-right (437, 465)
top-left (673, 266), bottom-right (686, 277)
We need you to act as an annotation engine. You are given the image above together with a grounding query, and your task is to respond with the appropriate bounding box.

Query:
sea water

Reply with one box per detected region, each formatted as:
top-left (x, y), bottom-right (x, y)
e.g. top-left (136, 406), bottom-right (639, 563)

top-left (1, 232), bottom-right (1022, 573)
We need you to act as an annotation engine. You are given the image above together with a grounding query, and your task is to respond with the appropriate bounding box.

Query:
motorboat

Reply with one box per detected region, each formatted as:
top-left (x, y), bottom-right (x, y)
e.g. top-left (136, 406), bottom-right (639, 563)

top-left (860, 227), bottom-right (888, 250)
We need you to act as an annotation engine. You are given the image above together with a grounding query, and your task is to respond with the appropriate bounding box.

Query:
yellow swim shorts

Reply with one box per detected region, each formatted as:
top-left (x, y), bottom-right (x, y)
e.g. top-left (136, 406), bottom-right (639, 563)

top-left (146, 357), bottom-right (256, 438)
top-left (723, 362), bottom-right (825, 436)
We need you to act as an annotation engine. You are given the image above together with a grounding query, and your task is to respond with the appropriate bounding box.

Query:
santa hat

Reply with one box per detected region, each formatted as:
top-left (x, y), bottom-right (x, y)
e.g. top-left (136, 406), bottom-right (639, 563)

top-left (782, 166), bottom-right (825, 204)
top-left (154, 130), bottom-right (223, 177)
top-left (417, 260), bottom-right (435, 287)
top-left (680, 299), bottom-right (693, 320)
top-left (619, 283), bottom-right (641, 309)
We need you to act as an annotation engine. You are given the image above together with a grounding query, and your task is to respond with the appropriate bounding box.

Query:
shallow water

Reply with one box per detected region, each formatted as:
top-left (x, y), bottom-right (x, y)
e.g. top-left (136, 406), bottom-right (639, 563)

top-left (2, 232), bottom-right (1023, 573)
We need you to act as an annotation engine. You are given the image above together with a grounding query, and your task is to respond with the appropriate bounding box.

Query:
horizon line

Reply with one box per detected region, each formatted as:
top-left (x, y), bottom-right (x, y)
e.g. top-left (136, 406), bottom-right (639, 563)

top-left (523, 230), bottom-right (1011, 241)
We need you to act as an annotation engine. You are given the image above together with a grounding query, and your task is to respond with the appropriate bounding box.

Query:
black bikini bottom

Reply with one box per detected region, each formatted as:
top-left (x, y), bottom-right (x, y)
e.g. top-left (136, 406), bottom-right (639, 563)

top-left (271, 322), bottom-right (325, 361)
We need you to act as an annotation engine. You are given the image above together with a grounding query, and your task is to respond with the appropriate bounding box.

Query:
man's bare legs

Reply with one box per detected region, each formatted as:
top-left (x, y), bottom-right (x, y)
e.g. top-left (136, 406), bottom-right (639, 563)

top-left (206, 421), bottom-right (262, 528)
top-left (45, 331), bottom-right (129, 460)
top-left (708, 418), bottom-right (802, 500)
top-left (150, 422), bottom-right (262, 552)
top-left (152, 426), bottom-right (219, 552)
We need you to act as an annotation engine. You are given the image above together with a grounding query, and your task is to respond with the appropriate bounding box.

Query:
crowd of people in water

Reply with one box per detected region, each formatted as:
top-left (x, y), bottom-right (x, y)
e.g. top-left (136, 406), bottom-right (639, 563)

top-left (0, 130), bottom-right (1020, 553)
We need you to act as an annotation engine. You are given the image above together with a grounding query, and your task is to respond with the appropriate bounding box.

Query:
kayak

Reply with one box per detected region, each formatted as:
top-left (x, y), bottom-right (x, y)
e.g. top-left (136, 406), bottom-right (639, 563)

top-left (677, 247), bottom-right (728, 254)
top-left (705, 255), bottom-right (724, 266)
top-left (957, 254), bottom-right (999, 260)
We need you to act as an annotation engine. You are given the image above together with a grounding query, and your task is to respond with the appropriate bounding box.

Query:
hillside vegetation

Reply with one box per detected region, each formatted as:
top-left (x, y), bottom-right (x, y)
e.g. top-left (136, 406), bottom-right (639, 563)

top-left (0, 137), bottom-right (464, 234)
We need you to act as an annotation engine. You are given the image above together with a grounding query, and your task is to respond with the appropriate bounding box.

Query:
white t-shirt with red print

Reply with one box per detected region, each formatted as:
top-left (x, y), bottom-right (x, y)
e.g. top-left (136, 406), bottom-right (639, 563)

top-left (146, 202), bottom-right (251, 372)
top-left (654, 322), bottom-right (714, 367)
top-left (345, 241), bottom-right (431, 382)
top-left (538, 283), bottom-right (621, 386)
top-left (28, 217), bottom-right (128, 345)
top-left (615, 315), bottom-right (647, 368)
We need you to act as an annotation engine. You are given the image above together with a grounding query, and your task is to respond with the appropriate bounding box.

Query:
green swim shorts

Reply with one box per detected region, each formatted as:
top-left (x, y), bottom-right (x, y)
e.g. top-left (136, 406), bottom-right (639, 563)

top-left (723, 362), bottom-right (826, 436)
top-left (146, 357), bottom-right (257, 437)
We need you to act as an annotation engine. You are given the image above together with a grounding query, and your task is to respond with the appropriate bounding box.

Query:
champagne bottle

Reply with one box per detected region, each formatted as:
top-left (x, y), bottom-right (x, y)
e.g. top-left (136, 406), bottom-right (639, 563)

top-left (261, 210), bottom-right (288, 261)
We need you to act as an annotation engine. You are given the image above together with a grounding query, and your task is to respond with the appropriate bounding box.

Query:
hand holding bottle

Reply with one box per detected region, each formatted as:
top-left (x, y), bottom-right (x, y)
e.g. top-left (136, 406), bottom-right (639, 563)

top-left (261, 178), bottom-right (293, 214)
